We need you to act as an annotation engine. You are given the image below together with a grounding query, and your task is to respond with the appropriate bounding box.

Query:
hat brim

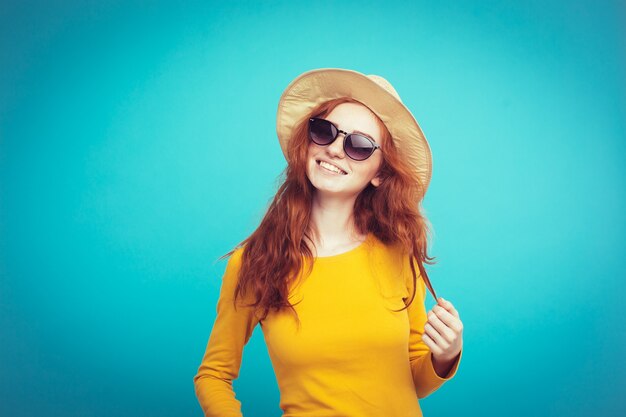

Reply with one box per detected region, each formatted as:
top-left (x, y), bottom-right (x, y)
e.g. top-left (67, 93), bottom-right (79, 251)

top-left (276, 68), bottom-right (433, 195)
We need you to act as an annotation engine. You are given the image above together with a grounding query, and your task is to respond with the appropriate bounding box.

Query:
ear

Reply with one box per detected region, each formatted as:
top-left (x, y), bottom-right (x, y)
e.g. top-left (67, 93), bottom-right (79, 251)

top-left (371, 175), bottom-right (383, 187)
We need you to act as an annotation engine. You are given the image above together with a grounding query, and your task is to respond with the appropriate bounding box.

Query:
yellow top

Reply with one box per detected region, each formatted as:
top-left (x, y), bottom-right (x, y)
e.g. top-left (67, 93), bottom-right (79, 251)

top-left (194, 232), bottom-right (462, 417)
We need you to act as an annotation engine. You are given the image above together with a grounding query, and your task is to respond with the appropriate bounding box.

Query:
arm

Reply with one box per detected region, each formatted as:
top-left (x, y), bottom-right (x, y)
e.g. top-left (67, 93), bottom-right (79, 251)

top-left (193, 248), bottom-right (260, 417)
top-left (405, 259), bottom-right (462, 399)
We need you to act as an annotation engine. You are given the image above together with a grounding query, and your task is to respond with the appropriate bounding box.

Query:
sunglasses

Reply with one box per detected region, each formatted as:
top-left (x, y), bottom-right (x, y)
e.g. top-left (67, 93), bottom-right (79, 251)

top-left (308, 117), bottom-right (381, 161)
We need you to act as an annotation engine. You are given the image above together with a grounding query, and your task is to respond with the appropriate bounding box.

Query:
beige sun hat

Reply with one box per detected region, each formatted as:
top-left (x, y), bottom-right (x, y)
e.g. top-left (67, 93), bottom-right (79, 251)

top-left (276, 68), bottom-right (433, 197)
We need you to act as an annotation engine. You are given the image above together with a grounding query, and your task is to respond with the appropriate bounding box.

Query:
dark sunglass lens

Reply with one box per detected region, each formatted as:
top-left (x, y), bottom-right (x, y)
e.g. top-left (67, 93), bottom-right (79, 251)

top-left (346, 134), bottom-right (375, 160)
top-left (309, 119), bottom-right (336, 145)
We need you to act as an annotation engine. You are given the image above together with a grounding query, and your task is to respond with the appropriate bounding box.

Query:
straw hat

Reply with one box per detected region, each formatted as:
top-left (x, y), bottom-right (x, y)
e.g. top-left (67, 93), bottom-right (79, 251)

top-left (276, 68), bottom-right (433, 197)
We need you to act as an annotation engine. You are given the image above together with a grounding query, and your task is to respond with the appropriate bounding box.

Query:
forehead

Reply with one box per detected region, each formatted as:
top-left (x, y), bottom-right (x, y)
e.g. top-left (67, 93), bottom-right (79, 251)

top-left (324, 102), bottom-right (383, 144)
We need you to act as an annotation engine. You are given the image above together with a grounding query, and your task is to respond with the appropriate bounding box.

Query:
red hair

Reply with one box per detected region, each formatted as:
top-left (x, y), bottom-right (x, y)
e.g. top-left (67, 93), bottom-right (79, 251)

top-left (219, 97), bottom-right (437, 326)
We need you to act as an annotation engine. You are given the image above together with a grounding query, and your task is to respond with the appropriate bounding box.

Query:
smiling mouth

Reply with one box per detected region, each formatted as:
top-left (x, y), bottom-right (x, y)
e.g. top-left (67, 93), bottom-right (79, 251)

top-left (316, 159), bottom-right (347, 175)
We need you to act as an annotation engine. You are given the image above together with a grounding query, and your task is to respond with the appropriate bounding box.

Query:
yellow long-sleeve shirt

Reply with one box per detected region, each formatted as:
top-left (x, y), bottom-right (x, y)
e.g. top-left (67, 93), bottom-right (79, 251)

top-left (194, 232), bottom-right (462, 416)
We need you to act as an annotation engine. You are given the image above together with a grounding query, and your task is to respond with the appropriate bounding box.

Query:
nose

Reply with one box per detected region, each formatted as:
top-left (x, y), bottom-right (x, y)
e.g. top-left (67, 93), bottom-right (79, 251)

top-left (326, 131), bottom-right (346, 158)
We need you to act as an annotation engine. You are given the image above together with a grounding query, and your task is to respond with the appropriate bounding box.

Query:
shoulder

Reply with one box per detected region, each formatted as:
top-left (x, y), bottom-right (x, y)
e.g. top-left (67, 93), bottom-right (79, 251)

top-left (365, 235), bottom-right (409, 296)
top-left (368, 235), bottom-right (426, 296)
top-left (218, 245), bottom-right (253, 305)
top-left (227, 246), bottom-right (245, 268)
top-left (367, 233), bottom-right (407, 267)
top-left (220, 245), bottom-right (246, 288)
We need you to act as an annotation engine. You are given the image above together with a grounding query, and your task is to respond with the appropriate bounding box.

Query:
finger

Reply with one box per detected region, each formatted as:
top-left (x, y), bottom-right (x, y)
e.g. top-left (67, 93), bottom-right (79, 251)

top-left (430, 306), bottom-right (457, 328)
top-left (437, 297), bottom-right (459, 317)
top-left (424, 320), bottom-right (451, 350)
top-left (424, 324), bottom-right (449, 352)
top-left (422, 333), bottom-right (443, 356)
top-left (427, 311), bottom-right (457, 342)
top-left (437, 297), bottom-right (460, 318)
top-left (424, 322), bottom-right (441, 341)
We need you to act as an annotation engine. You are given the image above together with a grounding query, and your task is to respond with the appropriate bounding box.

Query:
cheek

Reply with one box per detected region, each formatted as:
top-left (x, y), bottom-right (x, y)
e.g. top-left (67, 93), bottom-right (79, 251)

top-left (359, 158), bottom-right (382, 178)
top-left (305, 150), bottom-right (319, 177)
top-left (307, 144), bottom-right (320, 162)
top-left (305, 146), bottom-right (315, 165)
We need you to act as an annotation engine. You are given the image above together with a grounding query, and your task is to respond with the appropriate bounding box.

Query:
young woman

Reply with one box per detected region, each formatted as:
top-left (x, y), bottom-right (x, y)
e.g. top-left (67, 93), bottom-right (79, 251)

top-left (194, 68), bottom-right (464, 417)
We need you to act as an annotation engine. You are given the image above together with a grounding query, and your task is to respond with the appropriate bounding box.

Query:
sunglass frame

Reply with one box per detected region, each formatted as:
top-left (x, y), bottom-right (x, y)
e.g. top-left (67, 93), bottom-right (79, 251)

top-left (308, 118), bottom-right (381, 161)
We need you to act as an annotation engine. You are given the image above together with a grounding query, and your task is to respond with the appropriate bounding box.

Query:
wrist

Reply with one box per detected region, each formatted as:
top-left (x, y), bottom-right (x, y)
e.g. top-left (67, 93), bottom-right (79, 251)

top-left (431, 349), bottom-right (461, 378)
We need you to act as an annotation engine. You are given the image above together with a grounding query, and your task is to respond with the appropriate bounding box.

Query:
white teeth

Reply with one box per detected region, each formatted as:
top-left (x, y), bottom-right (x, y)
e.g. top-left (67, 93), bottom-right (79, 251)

top-left (319, 160), bottom-right (346, 174)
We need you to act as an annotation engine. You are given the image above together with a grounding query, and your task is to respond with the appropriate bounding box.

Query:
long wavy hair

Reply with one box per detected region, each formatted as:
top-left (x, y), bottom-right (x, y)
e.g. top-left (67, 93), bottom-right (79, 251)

top-left (219, 97), bottom-right (437, 326)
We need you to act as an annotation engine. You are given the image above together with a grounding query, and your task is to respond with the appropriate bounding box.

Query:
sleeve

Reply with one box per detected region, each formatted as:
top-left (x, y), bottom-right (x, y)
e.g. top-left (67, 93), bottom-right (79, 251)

top-left (193, 248), bottom-right (261, 417)
top-left (404, 256), bottom-right (463, 399)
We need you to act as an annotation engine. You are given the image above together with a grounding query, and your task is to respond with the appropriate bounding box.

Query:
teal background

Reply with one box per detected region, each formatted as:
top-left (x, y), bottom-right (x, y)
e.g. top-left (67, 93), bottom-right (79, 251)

top-left (1, 1), bottom-right (624, 416)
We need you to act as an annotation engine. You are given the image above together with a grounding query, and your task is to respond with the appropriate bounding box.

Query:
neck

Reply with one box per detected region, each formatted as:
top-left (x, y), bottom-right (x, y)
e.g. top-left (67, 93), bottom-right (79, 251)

top-left (308, 192), bottom-right (362, 244)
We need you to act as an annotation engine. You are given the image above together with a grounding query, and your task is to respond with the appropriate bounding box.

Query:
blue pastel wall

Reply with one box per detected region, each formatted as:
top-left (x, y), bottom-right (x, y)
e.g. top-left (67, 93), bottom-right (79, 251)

top-left (1, 1), bottom-right (624, 416)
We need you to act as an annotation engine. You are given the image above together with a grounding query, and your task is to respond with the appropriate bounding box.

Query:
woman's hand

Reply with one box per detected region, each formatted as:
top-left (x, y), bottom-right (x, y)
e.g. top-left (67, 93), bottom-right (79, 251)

top-left (423, 297), bottom-right (463, 377)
